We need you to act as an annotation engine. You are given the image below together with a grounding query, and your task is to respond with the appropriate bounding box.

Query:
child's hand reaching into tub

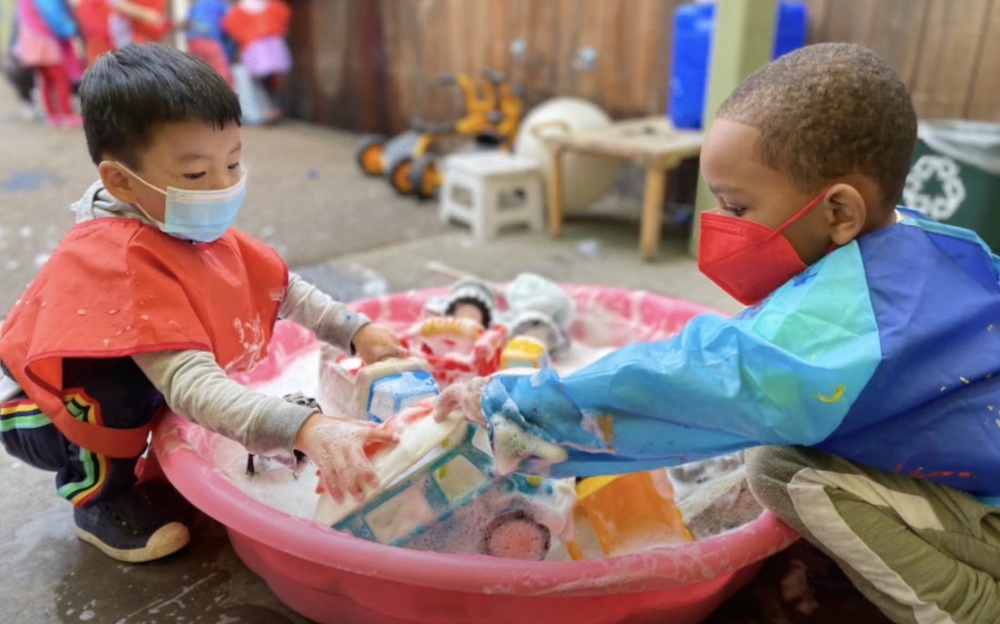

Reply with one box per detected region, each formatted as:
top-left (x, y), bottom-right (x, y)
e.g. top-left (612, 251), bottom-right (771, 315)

top-left (352, 324), bottom-right (409, 364)
top-left (434, 375), bottom-right (569, 475)
top-left (294, 413), bottom-right (399, 503)
top-left (434, 377), bottom-right (488, 425)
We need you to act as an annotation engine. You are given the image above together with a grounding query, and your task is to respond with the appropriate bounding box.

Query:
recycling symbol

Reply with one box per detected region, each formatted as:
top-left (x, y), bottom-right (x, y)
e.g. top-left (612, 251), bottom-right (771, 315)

top-left (903, 155), bottom-right (966, 221)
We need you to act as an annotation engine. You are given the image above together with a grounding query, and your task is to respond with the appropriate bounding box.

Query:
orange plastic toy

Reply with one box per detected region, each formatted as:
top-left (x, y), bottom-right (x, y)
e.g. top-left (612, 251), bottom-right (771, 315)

top-left (566, 470), bottom-right (693, 560)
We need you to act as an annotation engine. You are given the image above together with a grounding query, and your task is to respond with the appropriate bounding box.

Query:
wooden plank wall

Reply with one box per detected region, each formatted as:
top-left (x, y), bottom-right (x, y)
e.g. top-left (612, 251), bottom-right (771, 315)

top-left (801, 0), bottom-right (1000, 119)
top-left (287, 0), bottom-right (683, 134)
top-left (287, 0), bottom-right (1000, 134)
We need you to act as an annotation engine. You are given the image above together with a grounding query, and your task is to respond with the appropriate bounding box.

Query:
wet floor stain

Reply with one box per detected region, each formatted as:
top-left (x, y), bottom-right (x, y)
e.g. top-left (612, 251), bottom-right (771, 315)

top-left (2, 168), bottom-right (65, 192)
top-left (51, 513), bottom-right (307, 624)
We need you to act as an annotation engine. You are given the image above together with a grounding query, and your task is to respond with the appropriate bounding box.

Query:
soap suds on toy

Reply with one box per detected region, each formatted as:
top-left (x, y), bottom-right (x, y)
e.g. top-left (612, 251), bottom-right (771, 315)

top-left (209, 329), bottom-right (759, 558)
top-left (401, 477), bottom-right (577, 559)
top-left (668, 452), bottom-right (763, 539)
top-left (489, 412), bottom-right (568, 476)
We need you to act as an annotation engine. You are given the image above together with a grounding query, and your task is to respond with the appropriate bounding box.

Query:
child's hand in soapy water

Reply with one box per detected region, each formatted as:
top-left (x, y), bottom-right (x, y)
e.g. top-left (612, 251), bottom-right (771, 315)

top-left (294, 413), bottom-right (399, 503)
top-left (434, 376), bottom-right (569, 475)
top-left (434, 377), bottom-right (488, 425)
top-left (352, 324), bottom-right (409, 364)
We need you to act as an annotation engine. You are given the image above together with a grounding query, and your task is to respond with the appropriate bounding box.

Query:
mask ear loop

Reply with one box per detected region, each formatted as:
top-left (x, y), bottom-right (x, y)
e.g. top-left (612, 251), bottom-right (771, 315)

top-left (771, 190), bottom-right (828, 238)
top-left (131, 200), bottom-right (166, 228)
top-left (112, 162), bottom-right (168, 196)
top-left (107, 162), bottom-right (168, 227)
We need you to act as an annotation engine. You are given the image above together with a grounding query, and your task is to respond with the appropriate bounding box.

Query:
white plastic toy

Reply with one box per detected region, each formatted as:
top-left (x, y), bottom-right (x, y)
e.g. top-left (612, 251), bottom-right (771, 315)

top-left (314, 403), bottom-right (575, 560)
top-left (319, 353), bottom-right (439, 423)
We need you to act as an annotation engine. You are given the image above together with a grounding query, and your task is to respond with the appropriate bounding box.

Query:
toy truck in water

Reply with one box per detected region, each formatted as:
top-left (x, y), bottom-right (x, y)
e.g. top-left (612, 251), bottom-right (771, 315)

top-left (319, 316), bottom-right (507, 423)
top-left (314, 404), bottom-right (575, 560)
top-left (319, 352), bottom-right (440, 423)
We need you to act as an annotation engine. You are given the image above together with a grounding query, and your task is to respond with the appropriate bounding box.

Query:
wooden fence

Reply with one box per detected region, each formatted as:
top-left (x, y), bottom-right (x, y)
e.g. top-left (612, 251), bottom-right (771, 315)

top-left (284, 0), bottom-right (685, 133)
top-left (285, 0), bottom-right (1000, 134)
top-left (802, 0), bottom-right (1000, 120)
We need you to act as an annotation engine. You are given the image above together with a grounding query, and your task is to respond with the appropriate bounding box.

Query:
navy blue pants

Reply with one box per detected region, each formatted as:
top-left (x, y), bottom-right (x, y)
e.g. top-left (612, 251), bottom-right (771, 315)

top-left (0, 357), bottom-right (163, 507)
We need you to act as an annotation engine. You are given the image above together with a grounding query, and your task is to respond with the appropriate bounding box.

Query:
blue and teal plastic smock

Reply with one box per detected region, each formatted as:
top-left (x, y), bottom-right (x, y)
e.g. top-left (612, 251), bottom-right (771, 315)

top-left (483, 210), bottom-right (1000, 504)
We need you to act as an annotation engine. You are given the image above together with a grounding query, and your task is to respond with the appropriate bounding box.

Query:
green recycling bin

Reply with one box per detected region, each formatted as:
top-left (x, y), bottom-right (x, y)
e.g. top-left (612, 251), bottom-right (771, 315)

top-left (903, 120), bottom-right (1000, 252)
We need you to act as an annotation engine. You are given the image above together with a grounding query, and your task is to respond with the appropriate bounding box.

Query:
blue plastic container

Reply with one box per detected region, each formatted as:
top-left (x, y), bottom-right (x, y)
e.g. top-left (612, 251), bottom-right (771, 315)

top-left (669, 2), bottom-right (807, 129)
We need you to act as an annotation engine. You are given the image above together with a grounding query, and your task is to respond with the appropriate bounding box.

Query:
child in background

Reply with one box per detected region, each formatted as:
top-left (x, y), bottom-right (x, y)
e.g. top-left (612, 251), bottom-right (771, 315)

top-left (14, 0), bottom-right (79, 126)
top-left (185, 0), bottom-right (232, 85)
top-left (4, 15), bottom-right (39, 120)
top-left (438, 43), bottom-right (1000, 622)
top-left (0, 44), bottom-right (407, 564)
top-left (56, 0), bottom-right (84, 89)
top-left (106, 0), bottom-right (167, 48)
top-left (74, 0), bottom-right (112, 65)
top-left (223, 0), bottom-right (290, 123)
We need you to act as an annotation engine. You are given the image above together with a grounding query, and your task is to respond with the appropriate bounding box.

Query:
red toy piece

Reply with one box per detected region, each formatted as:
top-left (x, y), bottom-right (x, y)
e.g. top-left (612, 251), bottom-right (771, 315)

top-left (400, 316), bottom-right (508, 387)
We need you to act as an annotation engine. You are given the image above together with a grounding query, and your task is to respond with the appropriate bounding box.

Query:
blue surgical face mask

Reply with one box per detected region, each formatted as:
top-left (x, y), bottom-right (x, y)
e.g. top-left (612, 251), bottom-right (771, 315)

top-left (117, 164), bottom-right (247, 243)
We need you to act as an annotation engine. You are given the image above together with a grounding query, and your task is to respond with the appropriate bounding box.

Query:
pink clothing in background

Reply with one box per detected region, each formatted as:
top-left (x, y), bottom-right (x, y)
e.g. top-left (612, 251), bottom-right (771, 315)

top-left (187, 38), bottom-right (233, 86)
top-left (60, 39), bottom-right (84, 83)
top-left (16, 0), bottom-right (78, 122)
top-left (15, 0), bottom-right (62, 67)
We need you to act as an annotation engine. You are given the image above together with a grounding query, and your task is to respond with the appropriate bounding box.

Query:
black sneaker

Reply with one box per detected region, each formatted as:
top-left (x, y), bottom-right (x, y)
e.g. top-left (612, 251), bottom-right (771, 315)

top-left (73, 487), bottom-right (190, 563)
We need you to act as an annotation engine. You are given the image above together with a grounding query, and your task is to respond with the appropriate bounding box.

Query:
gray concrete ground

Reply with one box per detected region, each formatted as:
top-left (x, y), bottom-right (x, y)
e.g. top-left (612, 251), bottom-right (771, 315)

top-left (0, 84), bottom-right (888, 624)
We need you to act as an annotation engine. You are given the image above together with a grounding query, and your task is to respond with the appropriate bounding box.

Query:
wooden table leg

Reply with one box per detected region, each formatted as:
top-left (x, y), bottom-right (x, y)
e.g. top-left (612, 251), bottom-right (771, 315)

top-left (640, 165), bottom-right (668, 260)
top-left (547, 147), bottom-right (564, 237)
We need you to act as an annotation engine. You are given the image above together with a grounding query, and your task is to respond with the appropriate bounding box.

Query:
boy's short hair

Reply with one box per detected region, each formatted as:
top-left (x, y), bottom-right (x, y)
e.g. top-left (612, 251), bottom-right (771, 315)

top-left (717, 42), bottom-right (917, 210)
top-left (80, 43), bottom-right (241, 168)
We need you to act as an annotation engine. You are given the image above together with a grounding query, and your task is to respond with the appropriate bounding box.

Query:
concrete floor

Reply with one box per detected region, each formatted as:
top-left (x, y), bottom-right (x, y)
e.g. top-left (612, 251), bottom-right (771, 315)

top-left (0, 85), bottom-right (890, 624)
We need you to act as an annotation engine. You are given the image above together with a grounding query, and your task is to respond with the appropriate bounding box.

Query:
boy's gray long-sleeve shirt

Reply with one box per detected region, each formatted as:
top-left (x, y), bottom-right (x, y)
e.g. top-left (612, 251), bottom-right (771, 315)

top-left (68, 181), bottom-right (368, 463)
top-left (132, 274), bottom-right (366, 464)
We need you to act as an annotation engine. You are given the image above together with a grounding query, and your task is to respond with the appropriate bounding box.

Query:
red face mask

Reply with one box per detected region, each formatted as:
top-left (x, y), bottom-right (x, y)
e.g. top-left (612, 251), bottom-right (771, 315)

top-left (697, 192), bottom-right (826, 306)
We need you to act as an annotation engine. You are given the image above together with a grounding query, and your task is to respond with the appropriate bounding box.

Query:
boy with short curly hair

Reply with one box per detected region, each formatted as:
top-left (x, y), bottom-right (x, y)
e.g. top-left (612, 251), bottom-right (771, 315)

top-left (441, 43), bottom-right (1000, 621)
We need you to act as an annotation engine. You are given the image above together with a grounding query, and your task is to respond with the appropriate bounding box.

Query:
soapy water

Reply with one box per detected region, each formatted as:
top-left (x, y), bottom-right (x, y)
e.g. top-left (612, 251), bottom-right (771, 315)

top-left (215, 349), bottom-right (323, 520)
top-left (669, 454), bottom-right (763, 541)
top-left (213, 338), bottom-right (761, 558)
top-left (149, 289), bottom-right (801, 624)
top-left (489, 398), bottom-right (571, 477)
top-left (213, 342), bottom-right (603, 519)
top-left (402, 479), bottom-right (576, 559)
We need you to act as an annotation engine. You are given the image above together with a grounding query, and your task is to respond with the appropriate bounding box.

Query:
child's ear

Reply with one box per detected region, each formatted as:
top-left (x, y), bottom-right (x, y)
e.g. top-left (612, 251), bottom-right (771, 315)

top-left (97, 161), bottom-right (139, 205)
top-left (824, 183), bottom-right (867, 246)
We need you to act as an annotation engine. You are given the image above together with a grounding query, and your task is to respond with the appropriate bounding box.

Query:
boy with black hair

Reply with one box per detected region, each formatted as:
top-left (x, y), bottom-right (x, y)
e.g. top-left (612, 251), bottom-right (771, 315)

top-left (438, 43), bottom-right (1000, 621)
top-left (0, 43), bottom-right (406, 563)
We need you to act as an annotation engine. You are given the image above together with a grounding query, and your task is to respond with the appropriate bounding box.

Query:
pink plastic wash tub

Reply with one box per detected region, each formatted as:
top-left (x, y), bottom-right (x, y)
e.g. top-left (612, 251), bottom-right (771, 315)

top-left (152, 285), bottom-right (799, 624)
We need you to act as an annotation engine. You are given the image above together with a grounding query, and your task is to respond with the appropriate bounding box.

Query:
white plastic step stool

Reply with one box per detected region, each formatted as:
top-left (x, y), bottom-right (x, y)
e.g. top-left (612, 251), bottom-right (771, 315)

top-left (439, 151), bottom-right (545, 241)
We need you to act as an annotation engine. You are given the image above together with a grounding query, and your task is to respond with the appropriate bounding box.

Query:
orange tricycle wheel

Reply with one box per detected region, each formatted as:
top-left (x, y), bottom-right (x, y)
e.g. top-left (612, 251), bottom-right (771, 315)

top-left (355, 135), bottom-right (387, 176)
top-left (408, 155), bottom-right (441, 201)
top-left (388, 156), bottom-right (415, 195)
